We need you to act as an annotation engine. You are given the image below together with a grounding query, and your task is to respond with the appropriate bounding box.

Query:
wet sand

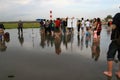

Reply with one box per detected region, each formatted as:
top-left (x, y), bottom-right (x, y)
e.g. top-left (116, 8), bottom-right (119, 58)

top-left (0, 26), bottom-right (118, 80)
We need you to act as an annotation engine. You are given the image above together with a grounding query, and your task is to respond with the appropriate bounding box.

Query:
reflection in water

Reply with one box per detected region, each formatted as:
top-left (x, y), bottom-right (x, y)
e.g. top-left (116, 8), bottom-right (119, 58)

top-left (91, 38), bottom-right (100, 61)
top-left (0, 28), bottom-right (109, 63)
top-left (85, 31), bottom-right (91, 48)
top-left (0, 39), bottom-right (7, 52)
top-left (64, 32), bottom-right (74, 51)
top-left (63, 34), bottom-right (68, 49)
top-left (77, 34), bottom-right (80, 47)
top-left (46, 34), bottom-right (51, 47)
top-left (40, 29), bottom-right (74, 55)
top-left (40, 29), bottom-right (46, 48)
top-left (81, 35), bottom-right (84, 50)
top-left (39, 27), bottom-right (101, 60)
top-left (0, 28), bottom-right (116, 80)
top-left (54, 31), bottom-right (62, 55)
top-left (50, 35), bottom-right (54, 47)
top-left (18, 33), bottom-right (24, 46)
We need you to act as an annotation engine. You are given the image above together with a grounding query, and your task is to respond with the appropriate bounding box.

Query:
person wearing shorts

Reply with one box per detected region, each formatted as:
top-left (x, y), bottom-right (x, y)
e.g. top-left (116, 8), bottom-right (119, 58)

top-left (103, 13), bottom-right (120, 78)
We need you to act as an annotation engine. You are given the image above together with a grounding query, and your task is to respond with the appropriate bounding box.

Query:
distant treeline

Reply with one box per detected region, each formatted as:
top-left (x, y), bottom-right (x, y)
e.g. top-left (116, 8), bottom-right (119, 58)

top-left (0, 21), bottom-right (40, 29)
top-left (0, 21), bottom-right (38, 23)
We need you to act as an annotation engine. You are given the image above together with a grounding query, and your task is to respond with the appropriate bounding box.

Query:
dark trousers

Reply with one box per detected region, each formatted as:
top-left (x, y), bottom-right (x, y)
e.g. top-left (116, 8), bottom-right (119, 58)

top-left (107, 40), bottom-right (120, 61)
top-left (18, 27), bottom-right (23, 33)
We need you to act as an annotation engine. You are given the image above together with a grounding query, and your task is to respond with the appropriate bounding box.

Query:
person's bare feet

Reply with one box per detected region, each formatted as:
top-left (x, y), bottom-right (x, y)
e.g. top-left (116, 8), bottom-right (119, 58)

top-left (103, 71), bottom-right (112, 77)
top-left (115, 72), bottom-right (120, 79)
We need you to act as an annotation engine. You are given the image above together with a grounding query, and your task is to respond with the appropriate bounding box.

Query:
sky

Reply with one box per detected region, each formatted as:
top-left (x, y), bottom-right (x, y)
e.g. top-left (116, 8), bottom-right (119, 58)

top-left (0, 0), bottom-right (120, 21)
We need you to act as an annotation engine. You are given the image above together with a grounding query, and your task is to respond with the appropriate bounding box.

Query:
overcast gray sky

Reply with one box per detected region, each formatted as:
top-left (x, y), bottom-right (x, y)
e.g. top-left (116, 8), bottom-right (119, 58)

top-left (0, 0), bottom-right (119, 21)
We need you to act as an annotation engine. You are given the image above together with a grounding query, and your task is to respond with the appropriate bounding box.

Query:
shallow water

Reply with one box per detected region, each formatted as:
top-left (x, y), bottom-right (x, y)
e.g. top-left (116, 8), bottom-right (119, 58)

top-left (0, 26), bottom-right (118, 80)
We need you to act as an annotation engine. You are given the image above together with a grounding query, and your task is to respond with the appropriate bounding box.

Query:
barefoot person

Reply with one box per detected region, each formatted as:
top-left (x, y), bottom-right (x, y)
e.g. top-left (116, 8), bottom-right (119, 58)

top-left (103, 13), bottom-right (120, 78)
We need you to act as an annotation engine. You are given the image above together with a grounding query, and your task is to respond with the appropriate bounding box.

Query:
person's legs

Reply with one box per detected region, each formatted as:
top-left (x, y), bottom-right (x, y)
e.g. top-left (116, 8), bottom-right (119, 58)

top-left (103, 41), bottom-right (118, 77)
top-left (104, 61), bottom-right (113, 77)
top-left (78, 26), bottom-right (80, 34)
top-left (20, 27), bottom-right (23, 33)
top-left (18, 28), bottom-right (20, 34)
top-left (115, 63), bottom-right (120, 78)
top-left (115, 48), bottom-right (120, 78)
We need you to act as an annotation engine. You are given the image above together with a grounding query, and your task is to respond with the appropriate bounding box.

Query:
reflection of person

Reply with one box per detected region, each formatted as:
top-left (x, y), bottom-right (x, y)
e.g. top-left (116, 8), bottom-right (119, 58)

top-left (18, 33), bottom-right (24, 46)
top-left (54, 31), bottom-right (62, 55)
top-left (81, 35), bottom-right (84, 50)
top-left (63, 33), bottom-right (68, 49)
top-left (77, 34), bottom-right (80, 47)
top-left (103, 13), bottom-right (120, 78)
top-left (91, 38), bottom-right (100, 61)
top-left (0, 39), bottom-right (7, 52)
top-left (40, 30), bottom-right (46, 48)
top-left (18, 20), bottom-right (23, 34)
top-left (85, 29), bottom-right (91, 48)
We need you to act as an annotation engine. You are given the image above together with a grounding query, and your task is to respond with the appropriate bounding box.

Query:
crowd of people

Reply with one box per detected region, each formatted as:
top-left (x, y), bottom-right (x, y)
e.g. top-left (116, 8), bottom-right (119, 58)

top-left (38, 17), bottom-right (102, 56)
top-left (35, 15), bottom-right (120, 78)
top-left (39, 17), bottom-right (102, 40)
top-left (0, 17), bottom-right (103, 55)
top-left (0, 13), bottom-right (120, 79)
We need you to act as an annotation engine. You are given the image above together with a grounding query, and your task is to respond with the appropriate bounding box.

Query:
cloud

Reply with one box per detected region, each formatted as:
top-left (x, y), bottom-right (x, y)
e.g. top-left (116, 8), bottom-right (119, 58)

top-left (112, 3), bottom-right (120, 9)
top-left (0, 0), bottom-right (119, 21)
top-left (14, 0), bottom-right (31, 5)
top-left (7, 0), bottom-right (32, 5)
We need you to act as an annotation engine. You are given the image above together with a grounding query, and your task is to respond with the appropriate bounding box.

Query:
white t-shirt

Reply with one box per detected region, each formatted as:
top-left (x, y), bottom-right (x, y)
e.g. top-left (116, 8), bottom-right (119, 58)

top-left (85, 21), bottom-right (90, 27)
top-left (81, 20), bottom-right (85, 27)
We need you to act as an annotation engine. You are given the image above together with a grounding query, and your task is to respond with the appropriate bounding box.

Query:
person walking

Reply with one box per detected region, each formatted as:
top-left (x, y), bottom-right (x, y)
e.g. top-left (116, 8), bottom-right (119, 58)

top-left (103, 13), bottom-right (120, 78)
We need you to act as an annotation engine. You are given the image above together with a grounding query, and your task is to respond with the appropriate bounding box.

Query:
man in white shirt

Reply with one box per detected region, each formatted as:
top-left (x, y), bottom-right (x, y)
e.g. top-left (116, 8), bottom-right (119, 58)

top-left (81, 18), bottom-right (85, 34)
